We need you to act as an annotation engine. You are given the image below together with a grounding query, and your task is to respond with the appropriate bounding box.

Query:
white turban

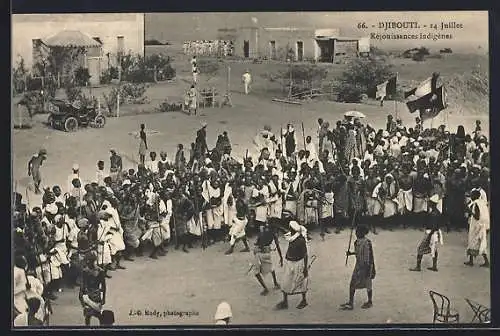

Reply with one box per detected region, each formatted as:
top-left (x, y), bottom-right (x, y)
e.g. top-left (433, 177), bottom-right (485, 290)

top-left (289, 220), bottom-right (301, 232)
top-left (429, 194), bottom-right (440, 203)
top-left (45, 203), bottom-right (58, 215)
top-left (289, 220), bottom-right (307, 237)
top-left (214, 302), bottom-right (232, 320)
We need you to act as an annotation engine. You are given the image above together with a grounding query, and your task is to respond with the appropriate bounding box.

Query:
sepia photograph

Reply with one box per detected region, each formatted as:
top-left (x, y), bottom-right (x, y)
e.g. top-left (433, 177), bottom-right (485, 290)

top-left (11, 11), bottom-right (490, 327)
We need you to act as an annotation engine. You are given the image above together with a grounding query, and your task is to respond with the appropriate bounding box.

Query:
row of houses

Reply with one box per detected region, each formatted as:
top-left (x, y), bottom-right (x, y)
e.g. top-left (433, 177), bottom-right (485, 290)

top-left (218, 27), bottom-right (370, 62)
top-left (12, 14), bottom-right (370, 86)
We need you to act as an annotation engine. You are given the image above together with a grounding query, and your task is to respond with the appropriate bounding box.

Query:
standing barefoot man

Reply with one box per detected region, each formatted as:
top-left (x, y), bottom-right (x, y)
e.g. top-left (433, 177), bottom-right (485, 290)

top-left (252, 222), bottom-right (283, 296)
top-left (28, 149), bottom-right (47, 194)
top-left (138, 124), bottom-right (148, 166)
top-left (341, 225), bottom-right (376, 311)
top-left (275, 221), bottom-right (309, 310)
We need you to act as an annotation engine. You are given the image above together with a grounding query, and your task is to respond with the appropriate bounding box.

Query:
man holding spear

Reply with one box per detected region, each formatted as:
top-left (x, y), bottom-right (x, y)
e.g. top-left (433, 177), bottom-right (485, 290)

top-left (341, 225), bottom-right (376, 311)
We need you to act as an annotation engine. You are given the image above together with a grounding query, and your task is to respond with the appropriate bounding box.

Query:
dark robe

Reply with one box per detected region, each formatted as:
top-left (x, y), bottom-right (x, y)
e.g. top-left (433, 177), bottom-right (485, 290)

top-left (174, 196), bottom-right (194, 237)
top-left (285, 131), bottom-right (296, 157)
top-left (333, 175), bottom-right (349, 217)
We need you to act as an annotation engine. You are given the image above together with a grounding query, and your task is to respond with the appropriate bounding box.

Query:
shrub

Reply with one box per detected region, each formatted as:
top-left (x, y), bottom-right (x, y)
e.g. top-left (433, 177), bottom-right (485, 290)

top-left (156, 99), bottom-right (183, 113)
top-left (334, 57), bottom-right (393, 103)
top-left (18, 91), bottom-right (45, 117)
top-left (102, 83), bottom-right (149, 115)
top-left (120, 53), bottom-right (176, 83)
top-left (196, 59), bottom-right (220, 83)
top-left (102, 88), bottom-right (120, 116)
top-left (120, 83), bottom-right (149, 104)
top-left (100, 66), bottom-right (119, 84)
top-left (64, 84), bottom-right (96, 107)
top-left (12, 57), bottom-right (29, 95)
top-left (412, 53), bottom-right (425, 62)
top-left (74, 67), bottom-right (91, 86)
top-left (271, 64), bottom-right (328, 94)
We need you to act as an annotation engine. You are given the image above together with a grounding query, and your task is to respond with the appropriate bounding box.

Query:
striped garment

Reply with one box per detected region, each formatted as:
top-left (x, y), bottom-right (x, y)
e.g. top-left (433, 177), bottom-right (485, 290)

top-left (350, 238), bottom-right (375, 290)
top-left (281, 259), bottom-right (308, 295)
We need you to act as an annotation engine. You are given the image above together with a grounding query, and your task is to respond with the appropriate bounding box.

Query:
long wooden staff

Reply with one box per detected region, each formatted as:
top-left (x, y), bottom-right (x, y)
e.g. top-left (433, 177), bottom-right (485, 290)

top-left (345, 208), bottom-right (358, 266)
top-left (301, 122), bottom-right (306, 150)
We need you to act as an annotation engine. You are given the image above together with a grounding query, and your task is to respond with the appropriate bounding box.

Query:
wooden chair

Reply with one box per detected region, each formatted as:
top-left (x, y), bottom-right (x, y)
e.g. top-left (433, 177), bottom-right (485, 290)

top-left (465, 298), bottom-right (490, 323)
top-left (429, 291), bottom-right (460, 324)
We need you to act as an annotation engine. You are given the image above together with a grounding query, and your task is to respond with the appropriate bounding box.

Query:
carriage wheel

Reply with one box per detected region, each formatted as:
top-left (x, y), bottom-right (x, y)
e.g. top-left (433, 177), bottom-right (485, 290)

top-left (94, 115), bottom-right (106, 128)
top-left (47, 115), bottom-right (55, 129)
top-left (64, 117), bottom-right (78, 132)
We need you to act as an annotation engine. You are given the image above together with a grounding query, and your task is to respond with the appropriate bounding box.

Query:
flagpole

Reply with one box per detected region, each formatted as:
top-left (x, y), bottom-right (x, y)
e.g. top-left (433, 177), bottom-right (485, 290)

top-left (396, 72), bottom-right (399, 120)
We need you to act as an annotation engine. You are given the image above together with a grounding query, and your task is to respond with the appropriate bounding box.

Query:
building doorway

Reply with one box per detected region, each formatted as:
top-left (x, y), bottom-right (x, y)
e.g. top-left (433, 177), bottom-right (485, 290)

top-left (269, 41), bottom-right (277, 60)
top-left (316, 39), bottom-right (335, 63)
top-left (243, 40), bottom-right (250, 58)
top-left (296, 41), bottom-right (304, 61)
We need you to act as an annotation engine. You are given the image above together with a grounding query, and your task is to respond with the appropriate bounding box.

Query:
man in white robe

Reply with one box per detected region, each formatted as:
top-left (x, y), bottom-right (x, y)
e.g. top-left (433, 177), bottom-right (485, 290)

top-left (242, 69), bottom-right (252, 95)
top-left (203, 179), bottom-right (224, 242)
top-left (464, 189), bottom-right (490, 267)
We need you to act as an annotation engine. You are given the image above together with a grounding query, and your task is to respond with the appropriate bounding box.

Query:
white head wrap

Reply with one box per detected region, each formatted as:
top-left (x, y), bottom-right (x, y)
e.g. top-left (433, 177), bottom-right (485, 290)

top-left (429, 194), bottom-right (440, 203)
top-left (214, 302), bottom-right (232, 320)
top-left (289, 220), bottom-right (308, 237)
top-left (45, 203), bottom-right (58, 215)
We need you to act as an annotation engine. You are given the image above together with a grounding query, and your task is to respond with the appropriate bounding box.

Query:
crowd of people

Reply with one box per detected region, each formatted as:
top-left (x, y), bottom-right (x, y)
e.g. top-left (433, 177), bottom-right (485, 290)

top-left (13, 112), bottom-right (490, 325)
top-left (183, 40), bottom-right (234, 58)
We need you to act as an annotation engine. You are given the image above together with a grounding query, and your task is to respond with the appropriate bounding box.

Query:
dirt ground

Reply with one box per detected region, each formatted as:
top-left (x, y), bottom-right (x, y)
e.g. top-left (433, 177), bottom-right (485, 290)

top-left (12, 54), bottom-right (490, 325)
top-left (44, 228), bottom-right (489, 326)
top-left (12, 90), bottom-right (490, 326)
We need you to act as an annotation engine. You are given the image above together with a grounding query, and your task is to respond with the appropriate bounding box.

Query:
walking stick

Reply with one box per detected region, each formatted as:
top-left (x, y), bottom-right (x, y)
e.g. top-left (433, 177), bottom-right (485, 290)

top-left (345, 208), bottom-right (358, 266)
top-left (301, 122), bottom-right (306, 150)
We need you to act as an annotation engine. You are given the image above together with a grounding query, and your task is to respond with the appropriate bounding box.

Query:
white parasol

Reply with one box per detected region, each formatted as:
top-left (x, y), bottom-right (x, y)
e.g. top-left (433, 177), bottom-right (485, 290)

top-left (344, 110), bottom-right (366, 119)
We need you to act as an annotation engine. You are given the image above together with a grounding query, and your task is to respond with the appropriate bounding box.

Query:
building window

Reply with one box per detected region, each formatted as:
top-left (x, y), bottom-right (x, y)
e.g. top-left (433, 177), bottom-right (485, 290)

top-left (296, 41), bottom-right (304, 62)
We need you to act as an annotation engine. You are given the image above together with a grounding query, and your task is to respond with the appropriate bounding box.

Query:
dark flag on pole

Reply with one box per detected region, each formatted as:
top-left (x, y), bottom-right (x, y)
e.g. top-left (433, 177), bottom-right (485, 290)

top-left (404, 72), bottom-right (440, 99)
top-left (375, 75), bottom-right (397, 106)
top-left (406, 85), bottom-right (447, 121)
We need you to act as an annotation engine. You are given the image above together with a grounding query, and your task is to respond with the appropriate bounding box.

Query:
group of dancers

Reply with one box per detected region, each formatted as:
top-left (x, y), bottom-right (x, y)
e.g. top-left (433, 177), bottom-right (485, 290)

top-left (14, 110), bottom-right (490, 325)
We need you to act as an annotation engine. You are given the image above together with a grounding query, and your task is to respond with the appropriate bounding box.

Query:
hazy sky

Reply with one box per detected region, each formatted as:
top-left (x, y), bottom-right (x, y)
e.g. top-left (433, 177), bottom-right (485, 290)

top-left (145, 11), bottom-right (488, 52)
